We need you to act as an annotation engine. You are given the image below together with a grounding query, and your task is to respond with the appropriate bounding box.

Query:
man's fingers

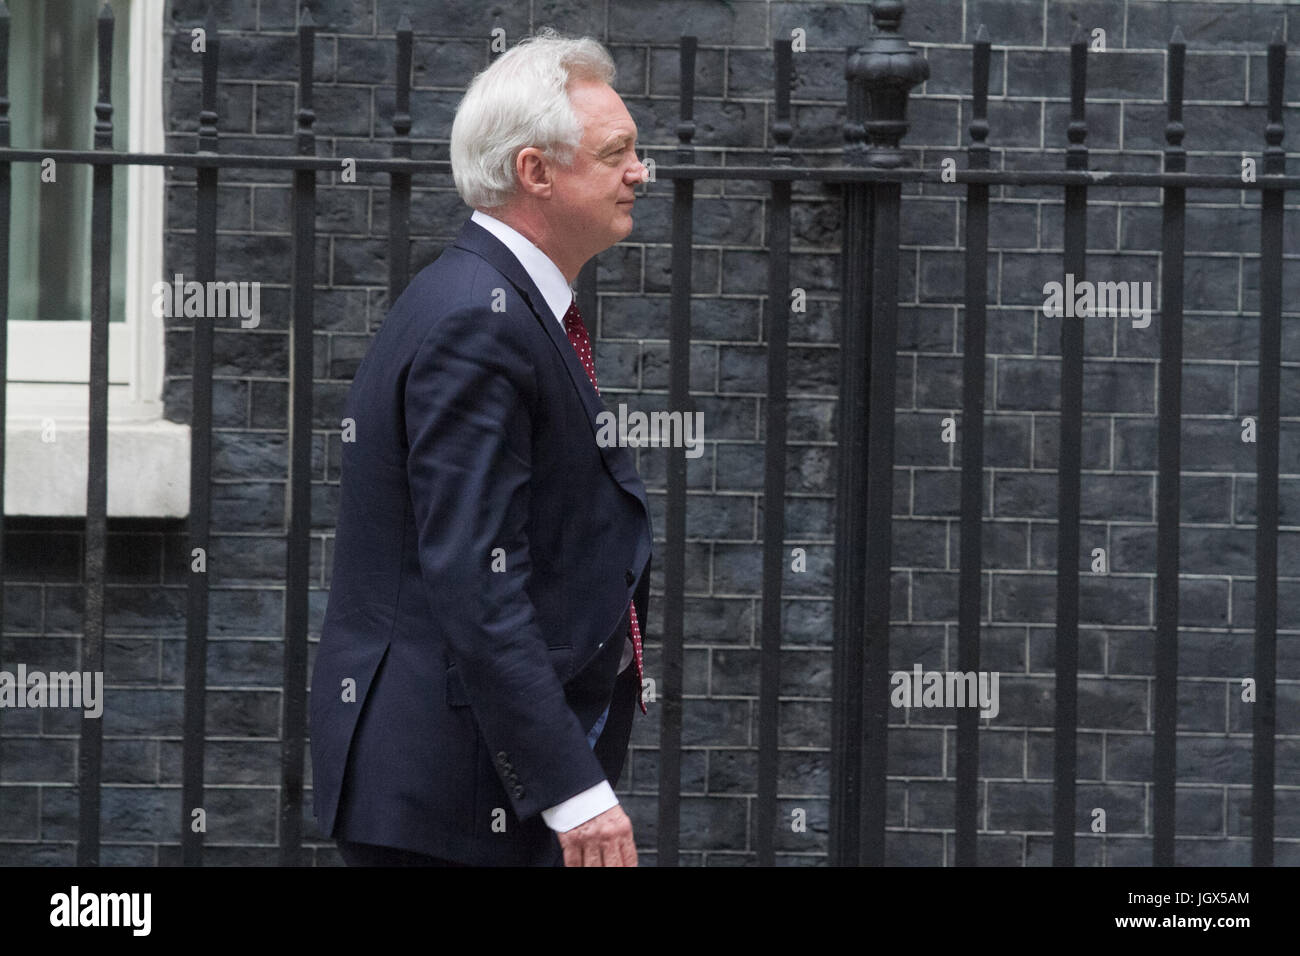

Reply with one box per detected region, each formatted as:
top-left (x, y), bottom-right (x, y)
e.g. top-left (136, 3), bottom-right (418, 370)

top-left (558, 805), bottom-right (637, 866)
top-left (610, 839), bottom-right (628, 867)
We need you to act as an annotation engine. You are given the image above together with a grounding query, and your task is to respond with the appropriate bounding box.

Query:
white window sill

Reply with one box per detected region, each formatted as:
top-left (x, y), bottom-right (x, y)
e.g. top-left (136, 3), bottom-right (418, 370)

top-left (5, 417), bottom-right (191, 517)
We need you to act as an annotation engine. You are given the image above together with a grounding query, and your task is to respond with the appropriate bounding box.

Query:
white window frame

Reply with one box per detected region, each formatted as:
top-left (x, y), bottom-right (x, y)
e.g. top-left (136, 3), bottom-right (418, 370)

top-left (5, 0), bottom-right (189, 518)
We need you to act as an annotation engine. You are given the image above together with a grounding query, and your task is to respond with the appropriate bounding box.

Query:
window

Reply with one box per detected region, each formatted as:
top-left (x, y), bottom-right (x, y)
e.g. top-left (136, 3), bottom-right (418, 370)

top-left (5, 0), bottom-right (188, 517)
top-left (10, 0), bottom-right (130, 327)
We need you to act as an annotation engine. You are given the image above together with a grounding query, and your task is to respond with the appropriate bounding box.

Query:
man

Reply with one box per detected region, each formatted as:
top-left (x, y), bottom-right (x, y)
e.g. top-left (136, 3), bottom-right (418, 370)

top-left (308, 31), bottom-right (652, 867)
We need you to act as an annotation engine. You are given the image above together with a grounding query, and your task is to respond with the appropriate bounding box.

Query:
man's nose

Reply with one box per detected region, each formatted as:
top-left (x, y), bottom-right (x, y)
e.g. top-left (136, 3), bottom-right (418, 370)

top-left (627, 158), bottom-right (649, 184)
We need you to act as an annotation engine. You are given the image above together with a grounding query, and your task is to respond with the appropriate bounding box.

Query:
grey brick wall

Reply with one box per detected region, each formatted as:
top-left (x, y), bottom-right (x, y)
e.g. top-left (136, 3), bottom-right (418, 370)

top-left (2, 0), bottom-right (1297, 866)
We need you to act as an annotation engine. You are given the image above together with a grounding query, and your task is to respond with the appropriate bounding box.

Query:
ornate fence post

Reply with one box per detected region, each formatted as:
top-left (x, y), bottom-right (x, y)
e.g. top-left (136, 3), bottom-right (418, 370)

top-left (831, 0), bottom-right (927, 867)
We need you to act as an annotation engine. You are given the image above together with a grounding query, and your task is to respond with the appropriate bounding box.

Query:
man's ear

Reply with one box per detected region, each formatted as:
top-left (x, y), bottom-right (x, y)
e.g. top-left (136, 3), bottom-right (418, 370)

top-left (515, 147), bottom-right (553, 200)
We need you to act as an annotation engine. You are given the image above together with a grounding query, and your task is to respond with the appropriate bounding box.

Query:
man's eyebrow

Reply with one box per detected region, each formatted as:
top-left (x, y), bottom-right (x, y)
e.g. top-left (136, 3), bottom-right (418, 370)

top-left (599, 131), bottom-right (637, 152)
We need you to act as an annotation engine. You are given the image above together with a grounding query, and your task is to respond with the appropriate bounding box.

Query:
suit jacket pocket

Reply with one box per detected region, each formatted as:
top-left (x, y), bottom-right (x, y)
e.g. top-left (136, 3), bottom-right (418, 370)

top-left (447, 664), bottom-right (470, 707)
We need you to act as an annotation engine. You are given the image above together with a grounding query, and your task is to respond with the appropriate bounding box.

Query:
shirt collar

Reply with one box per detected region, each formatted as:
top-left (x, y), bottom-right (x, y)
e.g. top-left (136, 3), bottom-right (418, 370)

top-left (470, 209), bottom-right (573, 326)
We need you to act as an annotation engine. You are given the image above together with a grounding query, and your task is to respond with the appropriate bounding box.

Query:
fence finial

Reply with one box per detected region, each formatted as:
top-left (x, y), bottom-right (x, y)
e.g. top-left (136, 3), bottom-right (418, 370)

top-left (846, 0), bottom-right (929, 168)
top-left (197, 9), bottom-right (220, 154)
top-left (676, 35), bottom-right (697, 164)
top-left (969, 24), bottom-right (990, 162)
top-left (0, 2), bottom-right (9, 111)
top-left (1164, 26), bottom-right (1185, 169)
top-left (872, 0), bottom-right (904, 32)
top-left (772, 38), bottom-right (793, 165)
top-left (393, 14), bottom-right (412, 140)
top-left (296, 6), bottom-right (317, 155)
top-left (1067, 23), bottom-right (1088, 162)
top-left (94, 1), bottom-right (114, 149)
top-left (1263, 24), bottom-right (1286, 172)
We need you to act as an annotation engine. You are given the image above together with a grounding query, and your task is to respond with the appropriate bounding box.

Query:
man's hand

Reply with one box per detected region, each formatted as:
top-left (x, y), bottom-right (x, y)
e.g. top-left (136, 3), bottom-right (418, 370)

top-left (557, 804), bottom-right (638, 867)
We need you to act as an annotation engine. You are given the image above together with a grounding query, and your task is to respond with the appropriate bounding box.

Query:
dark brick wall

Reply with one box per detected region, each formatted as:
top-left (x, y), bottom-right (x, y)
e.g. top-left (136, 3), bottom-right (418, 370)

top-left (2, 0), bottom-right (1297, 866)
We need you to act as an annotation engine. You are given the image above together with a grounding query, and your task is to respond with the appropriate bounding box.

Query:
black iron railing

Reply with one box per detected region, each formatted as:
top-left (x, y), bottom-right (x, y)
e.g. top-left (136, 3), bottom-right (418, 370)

top-left (0, 0), bottom-right (1292, 867)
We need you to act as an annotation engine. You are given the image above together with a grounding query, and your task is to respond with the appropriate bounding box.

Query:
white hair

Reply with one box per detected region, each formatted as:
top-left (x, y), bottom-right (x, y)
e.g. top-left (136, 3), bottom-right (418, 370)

top-left (450, 30), bottom-right (616, 210)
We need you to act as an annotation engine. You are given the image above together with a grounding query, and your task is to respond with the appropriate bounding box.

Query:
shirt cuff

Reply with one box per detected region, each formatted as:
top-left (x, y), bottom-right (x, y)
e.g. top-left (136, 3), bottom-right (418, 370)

top-left (542, 780), bottom-right (619, 833)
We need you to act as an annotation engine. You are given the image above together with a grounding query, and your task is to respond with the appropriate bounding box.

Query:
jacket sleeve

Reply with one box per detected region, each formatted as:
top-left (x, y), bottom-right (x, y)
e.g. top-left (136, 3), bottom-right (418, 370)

top-left (404, 285), bottom-right (609, 822)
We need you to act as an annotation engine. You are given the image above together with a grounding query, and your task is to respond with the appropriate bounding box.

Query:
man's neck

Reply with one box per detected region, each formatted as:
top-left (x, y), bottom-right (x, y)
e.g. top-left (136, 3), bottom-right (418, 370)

top-left (478, 205), bottom-right (582, 283)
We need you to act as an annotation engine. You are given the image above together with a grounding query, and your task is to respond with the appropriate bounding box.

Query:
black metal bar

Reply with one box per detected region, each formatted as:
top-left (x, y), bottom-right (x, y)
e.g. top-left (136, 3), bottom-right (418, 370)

top-left (955, 24), bottom-right (991, 868)
top-left (77, 1), bottom-right (114, 868)
top-left (180, 9), bottom-right (220, 867)
top-left (387, 14), bottom-right (412, 307)
top-left (858, 191), bottom-right (897, 868)
top-left (1153, 26), bottom-right (1186, 868)
top-left (1053, 27), bottom-right (1088, 868)
top-left (0, 149), bottom-right (455, 172)
top-left (0, 1), bottom-right (10, 790)
top-left (649, 168), bottom-right (1300, 188)
top-left (279, 8), bottom-right (316, 867)
top-left (855, 2), bottom-right (927, 868)
top-left (575, 259), bottom-right (596, 328)
top-left (3, 148), bottom-right (1300, 191)
top-left (830, 43), bottom-right (871, 868)
top-left (756, 37), bottom-right (793, 867)
top-left (1251, 27), bottom-right (1286, 868)
top-left (657, 34), bottom-right (695, 868)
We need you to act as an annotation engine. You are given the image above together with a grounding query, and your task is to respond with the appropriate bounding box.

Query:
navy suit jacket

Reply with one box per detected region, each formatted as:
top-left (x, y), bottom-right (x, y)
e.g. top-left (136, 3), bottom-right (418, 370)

top-left (309, 218), bottom-right (653, 866)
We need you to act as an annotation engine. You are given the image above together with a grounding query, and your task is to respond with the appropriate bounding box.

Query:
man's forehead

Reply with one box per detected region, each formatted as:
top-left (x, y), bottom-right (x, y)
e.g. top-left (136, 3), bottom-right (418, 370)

top-left (570, 82), bottom-right (638, 143)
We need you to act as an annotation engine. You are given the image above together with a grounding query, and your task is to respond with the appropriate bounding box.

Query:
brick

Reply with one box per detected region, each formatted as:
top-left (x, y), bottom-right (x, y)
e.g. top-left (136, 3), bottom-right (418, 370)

top-left (627, 748), bottom-right (708, 794)
top-left (11, 0), bottom-right (1285, 867)
top-left (375, 0), bottom-right (531, 40)
top-left (203, 787), bottom-right (279, 843)
top-left (608, 1), bottom-right (767, 45)
top-left (1027, 625), bottom-right (1106, 674)
top-left (888, 726), bottom-right (945, 777)
top-left (1127, 2), bottom-right (1281, 51)
top-left (169, 0), bottom-right (257, 31)
top-left (706, 748), bottom-right (754, 793)
top-left (775, 699), bottom-right (828, 749)
top-left (655, 47), bottom-right (725, 99)
top-left (283, 0), bottom-right (376, 32)
top-left (885, 828), bottom-right (945, 865)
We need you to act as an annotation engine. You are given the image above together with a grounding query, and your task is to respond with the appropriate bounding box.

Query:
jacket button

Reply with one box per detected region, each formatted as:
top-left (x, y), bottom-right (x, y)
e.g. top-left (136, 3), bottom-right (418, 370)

top-left (625, 569), bottom-right (635, 586)
top-left (511, 785), bottom-right (525, 799)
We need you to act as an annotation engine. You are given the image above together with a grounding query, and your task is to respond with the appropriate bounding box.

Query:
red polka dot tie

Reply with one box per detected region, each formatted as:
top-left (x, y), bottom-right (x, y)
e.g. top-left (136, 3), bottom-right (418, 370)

top-left (563, 298), bottom-right (646, 715)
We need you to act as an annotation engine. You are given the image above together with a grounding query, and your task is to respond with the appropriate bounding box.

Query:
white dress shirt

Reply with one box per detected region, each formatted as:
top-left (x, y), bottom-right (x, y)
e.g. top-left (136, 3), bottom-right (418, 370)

top-left (469, 209), bottom-right (634, 833)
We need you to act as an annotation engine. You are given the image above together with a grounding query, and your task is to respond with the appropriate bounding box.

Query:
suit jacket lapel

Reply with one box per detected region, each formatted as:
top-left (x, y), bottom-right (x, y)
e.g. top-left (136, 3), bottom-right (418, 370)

top-left (451, 219), bottom-right (651, 520)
